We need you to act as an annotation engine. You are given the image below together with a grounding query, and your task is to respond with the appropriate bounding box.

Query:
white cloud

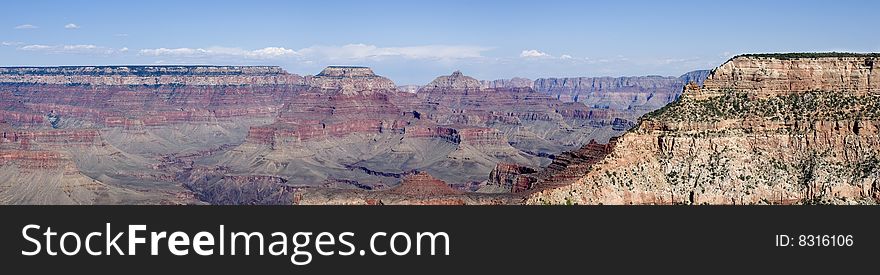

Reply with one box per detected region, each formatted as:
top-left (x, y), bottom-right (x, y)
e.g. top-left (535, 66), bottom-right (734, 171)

top-left (64, 23), bottom-right (80, 29)
top-left (560, 54), bottom-right (573, 59)
top-left (298, 44), bottom-right (491, 60)
top-left (1, 41), bottom-right (22, 46)
top-left (138, 44), bottom-right (491, 61)
top-left (247, 47), bottom-right (297, 58)
top-left (20, 45), bottom-right (54, 51)
top-left (139, 46), bottom-right (298, 59)
top-left (14, 24), bottom-right (38, 29)
top-left (19, 44), bottom-right (124, 55)
top-left (139, 47), bottom-right (210, 56)
top-left (520, 49), bottom-right (551, 58)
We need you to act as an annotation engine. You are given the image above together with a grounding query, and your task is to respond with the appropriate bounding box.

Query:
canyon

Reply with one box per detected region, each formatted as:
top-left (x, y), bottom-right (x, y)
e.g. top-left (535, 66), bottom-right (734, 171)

top-left (9, 54), bottom-right (875, 205)
top-left (6, 54), bottom-right (873, 205)
top-left (1, 64), bottom-right (697, 204)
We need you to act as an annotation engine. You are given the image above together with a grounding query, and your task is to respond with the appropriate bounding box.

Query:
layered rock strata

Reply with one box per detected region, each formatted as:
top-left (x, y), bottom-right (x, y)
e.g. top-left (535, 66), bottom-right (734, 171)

top-left (528, 54), bottom-right (880, 205)
top-left (0, 64), bottom-right (706, 205)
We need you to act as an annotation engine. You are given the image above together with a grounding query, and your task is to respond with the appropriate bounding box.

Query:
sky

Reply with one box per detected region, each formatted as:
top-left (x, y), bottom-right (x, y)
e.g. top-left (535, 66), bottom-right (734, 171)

top-left (1, 0), bottom-right (878, 84)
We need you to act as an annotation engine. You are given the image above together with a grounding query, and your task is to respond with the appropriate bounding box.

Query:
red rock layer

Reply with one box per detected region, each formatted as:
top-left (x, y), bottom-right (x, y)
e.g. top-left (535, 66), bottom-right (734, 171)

top-left (0, 84), bottom-right (305, 127)
top-left (0, 150), bottom-right (68, 169)
top-left (1, 129), bottom-right (99, 144)
top-left (459, 127), bottom-right (507, 146)
top-left (531, 139), bottom-right (617, 190)
top-left (698, 56), bottom-right (879, 99)
top-left (306, 66), bottom-right (397, 94)
top-left (487, 163), bottom-right (538, 193)
top-left (0, 110), bottom-right (45, 124)
top-left (389, 172), bottom-right (462, 197)
top-left (247, 88), bottom-right (414, 144)
top-left (402, 125), bottom-right (461, 143)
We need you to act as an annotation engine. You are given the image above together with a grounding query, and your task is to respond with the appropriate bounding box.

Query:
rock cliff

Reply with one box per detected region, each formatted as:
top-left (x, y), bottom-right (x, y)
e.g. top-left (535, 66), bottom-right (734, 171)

top-left (531, 70), bottom-right (710, 112)
top-left (528, 53), bottom-right (880, 205)
top-left (306, 66), bottom-right (397, 94)
top-left (696, 54), bottom-right (878, 99)
top-left (421, 71), bottom-right (483, 91)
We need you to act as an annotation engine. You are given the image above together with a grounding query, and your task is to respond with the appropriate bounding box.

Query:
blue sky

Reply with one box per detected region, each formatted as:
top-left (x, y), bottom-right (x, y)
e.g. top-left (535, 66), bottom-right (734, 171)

top-left (1, 0), bottom-right (877, 84)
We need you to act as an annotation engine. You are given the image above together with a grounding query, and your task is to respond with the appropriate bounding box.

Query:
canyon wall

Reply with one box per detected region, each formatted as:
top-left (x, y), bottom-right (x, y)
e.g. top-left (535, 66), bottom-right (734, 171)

top-left (531, 70), bottom-right (710, 112)
top-left (528, 54), bottom-right (880, 205)
top-left (696, 55), bottom-right (878, 99)
top-left (480, 77), bottom-right (533, 89)
top-left (0, 64), bottom-right (708, 205)
top-left (306, 66), bottom-right (397, 94)
top-left (0, 66), bottom-right (304, 86)
top-left (477, 70), bottom-right (710, 119)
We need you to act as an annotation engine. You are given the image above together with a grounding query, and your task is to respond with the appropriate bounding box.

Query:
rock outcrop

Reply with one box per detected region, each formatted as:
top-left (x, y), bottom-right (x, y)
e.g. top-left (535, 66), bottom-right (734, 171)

top-left (389, 172), bottom-right (462, 197)
top-left (528, 53), bottom-right (880, 205)
top-left (485, 163), bottom-right (538, 193)
top-left (306, 66), bottom-right (397, 94)
top-left (696, 54), bottom-right (878, 99)
top-left (421, 71), bottom-right (483, 91)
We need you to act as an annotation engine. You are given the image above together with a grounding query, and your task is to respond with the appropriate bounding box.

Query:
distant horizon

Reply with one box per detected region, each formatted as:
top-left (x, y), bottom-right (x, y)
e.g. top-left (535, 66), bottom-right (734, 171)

top-left (3, 0), bottom-right (878, 83)
top-left (5, 49), bottom-right (879, 84)
top-left (0, 62), bottom-right (714, 85)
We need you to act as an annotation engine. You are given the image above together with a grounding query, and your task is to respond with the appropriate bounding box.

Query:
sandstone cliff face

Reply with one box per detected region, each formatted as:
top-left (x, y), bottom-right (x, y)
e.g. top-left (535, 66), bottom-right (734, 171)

top-left (696, 55), bottom-right (878, 99)
top-left (528, 54), bottom-right (880, 205)
top-left (305, 66), bottom-right (397, 94)
top-left (421, 71), bottom-right (483, 91)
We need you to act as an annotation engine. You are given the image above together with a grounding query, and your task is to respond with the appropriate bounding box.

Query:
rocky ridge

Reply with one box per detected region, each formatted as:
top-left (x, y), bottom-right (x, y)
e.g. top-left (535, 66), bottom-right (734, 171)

top-left (477, 70), bottom-right (710, 119)
top-left (528, 54), bottom-right (880, 205)
top-left (306, 66), bottom-right (397, 94)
